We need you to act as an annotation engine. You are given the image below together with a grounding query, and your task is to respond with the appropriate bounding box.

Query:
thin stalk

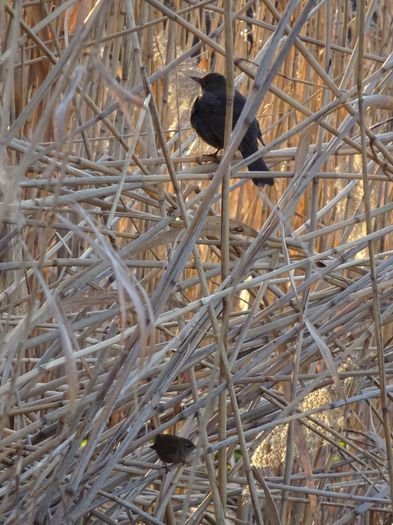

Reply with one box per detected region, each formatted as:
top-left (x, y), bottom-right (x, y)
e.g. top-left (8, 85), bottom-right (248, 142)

top-left (356, 0), bottom-right (393, 511)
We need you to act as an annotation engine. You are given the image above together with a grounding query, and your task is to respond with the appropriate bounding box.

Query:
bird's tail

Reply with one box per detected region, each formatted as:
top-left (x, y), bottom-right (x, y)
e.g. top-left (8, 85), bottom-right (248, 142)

top-left (240, 148), bottom-right (274, 187)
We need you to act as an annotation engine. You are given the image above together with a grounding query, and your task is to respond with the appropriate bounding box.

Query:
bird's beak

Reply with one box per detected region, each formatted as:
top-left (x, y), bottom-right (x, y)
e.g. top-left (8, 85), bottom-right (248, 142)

top-left (190, 76), bottom-right (202, 85)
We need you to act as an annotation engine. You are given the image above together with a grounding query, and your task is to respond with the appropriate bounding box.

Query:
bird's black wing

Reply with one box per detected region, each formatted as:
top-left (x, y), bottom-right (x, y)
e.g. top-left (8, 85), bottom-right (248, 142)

top-left (232, 90), bottom-right (247, 124)
top-left (255, 119), bottom-right (264, 144)
top-left (233, 90), bottom-right (264, 144)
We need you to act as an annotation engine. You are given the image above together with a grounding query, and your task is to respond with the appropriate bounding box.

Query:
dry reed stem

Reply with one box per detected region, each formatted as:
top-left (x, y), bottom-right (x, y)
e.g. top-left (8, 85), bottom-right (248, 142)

top-left (1, 1), bottom-right (393, 524)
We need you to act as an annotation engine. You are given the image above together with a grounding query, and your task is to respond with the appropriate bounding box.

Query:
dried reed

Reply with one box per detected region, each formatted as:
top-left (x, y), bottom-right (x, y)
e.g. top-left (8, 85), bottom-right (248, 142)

top-left (1, 0), bottom-right (393, 524)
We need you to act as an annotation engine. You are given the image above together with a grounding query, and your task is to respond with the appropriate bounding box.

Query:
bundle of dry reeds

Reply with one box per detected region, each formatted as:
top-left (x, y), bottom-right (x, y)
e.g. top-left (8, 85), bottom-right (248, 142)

top-left (1, 0), bottom-right (393, 523)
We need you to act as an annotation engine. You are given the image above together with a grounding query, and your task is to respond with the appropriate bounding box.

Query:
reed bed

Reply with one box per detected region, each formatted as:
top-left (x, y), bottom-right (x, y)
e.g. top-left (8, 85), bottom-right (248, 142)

top-left (1, 0), bottom-right (393, 523)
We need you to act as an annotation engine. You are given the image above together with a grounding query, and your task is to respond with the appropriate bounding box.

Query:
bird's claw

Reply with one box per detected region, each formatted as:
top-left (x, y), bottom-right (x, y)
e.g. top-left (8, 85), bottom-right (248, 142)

top-left (197, 153), bottom-right (220, 165)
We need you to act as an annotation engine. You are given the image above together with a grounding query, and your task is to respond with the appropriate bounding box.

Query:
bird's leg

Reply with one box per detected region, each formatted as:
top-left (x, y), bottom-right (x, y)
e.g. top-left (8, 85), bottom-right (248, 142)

top-left (197, 148), bottom-right (221, 165)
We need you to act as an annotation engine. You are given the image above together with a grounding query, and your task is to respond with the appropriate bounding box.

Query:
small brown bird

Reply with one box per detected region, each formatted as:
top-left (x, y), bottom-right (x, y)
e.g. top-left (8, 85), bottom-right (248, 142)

top-left (150, 434), bottom-right (195, 466)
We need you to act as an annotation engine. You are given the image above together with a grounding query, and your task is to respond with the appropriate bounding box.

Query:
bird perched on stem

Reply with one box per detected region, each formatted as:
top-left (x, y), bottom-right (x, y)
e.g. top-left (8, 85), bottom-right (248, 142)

top-left (150, 434), bottom-right (195, 468)
top-left (190, 72), bottom-right (274, 187)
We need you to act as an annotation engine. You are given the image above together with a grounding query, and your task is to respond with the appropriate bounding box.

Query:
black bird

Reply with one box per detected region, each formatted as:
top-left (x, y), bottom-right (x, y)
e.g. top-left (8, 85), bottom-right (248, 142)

top-left (150, 434), bottom-right (195, 467)
top-left (190, 73), bottom-right (273, 187)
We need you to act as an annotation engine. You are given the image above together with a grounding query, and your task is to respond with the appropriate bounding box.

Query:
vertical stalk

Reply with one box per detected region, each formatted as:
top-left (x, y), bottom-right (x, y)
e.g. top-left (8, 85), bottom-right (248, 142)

top-left (356, 0), bottom-right (393, 512)
top-left (219, 0), bottom-right (235, 513)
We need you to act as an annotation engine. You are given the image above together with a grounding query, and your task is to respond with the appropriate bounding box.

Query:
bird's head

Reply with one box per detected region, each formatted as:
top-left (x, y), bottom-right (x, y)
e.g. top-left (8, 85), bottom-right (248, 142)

top-left (191, 72), bottom-right (227, 91)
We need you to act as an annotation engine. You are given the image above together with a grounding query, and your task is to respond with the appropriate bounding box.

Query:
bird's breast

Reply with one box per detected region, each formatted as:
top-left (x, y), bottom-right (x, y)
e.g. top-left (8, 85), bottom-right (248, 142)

top-left (190, 96), bottom-right (200, 118)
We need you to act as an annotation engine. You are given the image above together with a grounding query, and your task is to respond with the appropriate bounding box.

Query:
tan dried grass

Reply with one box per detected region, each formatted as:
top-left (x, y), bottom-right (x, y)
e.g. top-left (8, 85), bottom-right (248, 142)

top-left (1, 0), bottom-right (393, 523)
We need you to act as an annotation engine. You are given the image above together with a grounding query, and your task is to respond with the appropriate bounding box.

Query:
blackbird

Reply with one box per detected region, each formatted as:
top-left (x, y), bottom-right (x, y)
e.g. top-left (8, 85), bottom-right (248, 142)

top-left (150, 434), bottom-right (195, 466)
top-left (190, 73), bottom-right (273, 187)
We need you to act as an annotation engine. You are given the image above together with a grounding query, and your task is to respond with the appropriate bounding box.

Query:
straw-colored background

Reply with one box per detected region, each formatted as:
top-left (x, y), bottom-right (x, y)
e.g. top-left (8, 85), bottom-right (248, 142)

top-left (1, 0), bottom-right (393, 523)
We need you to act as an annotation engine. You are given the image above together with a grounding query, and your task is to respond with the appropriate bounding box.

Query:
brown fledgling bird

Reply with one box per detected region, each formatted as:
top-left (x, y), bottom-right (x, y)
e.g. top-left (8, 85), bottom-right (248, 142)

top-left (150, 434), bottom-right (195, 466)
top-left (190, 72), bottom-right (274, 187)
